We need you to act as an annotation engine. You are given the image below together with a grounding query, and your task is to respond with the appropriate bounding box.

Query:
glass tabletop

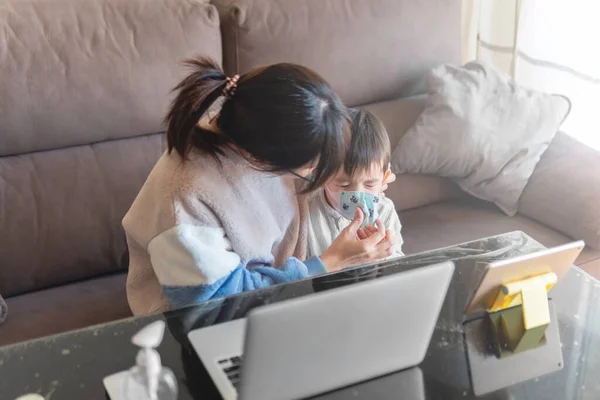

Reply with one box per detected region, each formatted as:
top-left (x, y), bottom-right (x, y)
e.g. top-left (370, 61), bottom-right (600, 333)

top-left (1, 231), bottom-right (598, 399)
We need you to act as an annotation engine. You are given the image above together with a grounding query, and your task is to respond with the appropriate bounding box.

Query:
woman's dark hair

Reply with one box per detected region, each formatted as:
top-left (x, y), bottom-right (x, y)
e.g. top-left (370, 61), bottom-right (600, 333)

top-left (165, 56), bottom-right (349, 192)
top-left (343, 108), bottom-right (391, 177)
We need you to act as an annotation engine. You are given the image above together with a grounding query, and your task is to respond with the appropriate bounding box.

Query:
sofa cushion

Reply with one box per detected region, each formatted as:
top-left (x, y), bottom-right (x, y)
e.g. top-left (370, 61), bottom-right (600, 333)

top-left (385, 175), bottom-right (461, 212)
top-left (399, 199), bottom-right (600, 279)
top-left (0, 0), bottom-right (221, 157)
top-left (215, 0), bottom-right (461, 106)
top-left (0, 135), bottom-right (163, 297)
top-left (0, 273), bottom-right (130, 347)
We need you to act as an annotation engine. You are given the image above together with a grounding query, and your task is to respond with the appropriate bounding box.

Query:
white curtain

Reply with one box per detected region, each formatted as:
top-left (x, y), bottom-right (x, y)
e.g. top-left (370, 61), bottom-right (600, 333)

top-left (462, 0), bottom-right (600, 150)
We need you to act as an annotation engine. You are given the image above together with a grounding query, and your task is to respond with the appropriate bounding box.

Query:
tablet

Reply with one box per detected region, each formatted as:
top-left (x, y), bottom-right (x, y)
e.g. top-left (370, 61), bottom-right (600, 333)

top-left (464, 240), bottom-right (585, 315)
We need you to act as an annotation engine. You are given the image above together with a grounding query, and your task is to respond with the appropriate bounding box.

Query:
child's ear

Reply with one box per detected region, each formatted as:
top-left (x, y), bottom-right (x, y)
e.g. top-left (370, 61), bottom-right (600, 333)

top-left (383, 164), bottom-right (394, 184)
top-left (383, 169), bottom-right (391, 182)
top-left (382, 170), bottom-right (396, 195)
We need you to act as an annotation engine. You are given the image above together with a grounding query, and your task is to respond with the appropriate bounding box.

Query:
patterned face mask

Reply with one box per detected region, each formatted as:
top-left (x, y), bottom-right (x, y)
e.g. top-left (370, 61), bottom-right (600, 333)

top-left (336, 191), bottom-right (380, 228)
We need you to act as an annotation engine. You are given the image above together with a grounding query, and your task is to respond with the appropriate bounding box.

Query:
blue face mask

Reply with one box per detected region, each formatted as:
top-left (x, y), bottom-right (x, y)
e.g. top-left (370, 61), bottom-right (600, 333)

top-left (338, 191), bottom-right (380, 228)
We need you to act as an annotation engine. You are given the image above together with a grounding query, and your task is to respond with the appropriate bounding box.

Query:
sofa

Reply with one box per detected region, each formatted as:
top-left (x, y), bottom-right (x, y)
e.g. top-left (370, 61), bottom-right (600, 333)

top-left (1, 0), bottom-right (599, 347)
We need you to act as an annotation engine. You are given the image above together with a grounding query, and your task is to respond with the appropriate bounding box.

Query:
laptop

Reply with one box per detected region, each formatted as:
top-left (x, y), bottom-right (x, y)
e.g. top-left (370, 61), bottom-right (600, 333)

top-left (188, 261), bottom-right (454, 400)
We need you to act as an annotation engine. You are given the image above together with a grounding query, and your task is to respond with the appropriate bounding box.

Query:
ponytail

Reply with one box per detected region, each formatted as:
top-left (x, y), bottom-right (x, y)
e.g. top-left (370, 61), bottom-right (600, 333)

top-left (165, 57), bottom-right (349, 192)
top-left (165, 57), bottom-right (228, 158)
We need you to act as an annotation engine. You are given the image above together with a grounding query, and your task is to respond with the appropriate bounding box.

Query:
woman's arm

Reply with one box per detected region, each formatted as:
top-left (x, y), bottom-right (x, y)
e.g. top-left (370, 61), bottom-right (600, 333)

top-left (147, 224), bottom-right (326, 308)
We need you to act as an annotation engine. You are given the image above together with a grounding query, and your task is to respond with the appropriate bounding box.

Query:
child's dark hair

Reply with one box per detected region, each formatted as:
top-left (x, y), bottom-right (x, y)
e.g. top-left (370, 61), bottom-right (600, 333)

top-left (165, 56), bottom-right (349, 192)
top-left (343, 109), bottom-right (391, 177)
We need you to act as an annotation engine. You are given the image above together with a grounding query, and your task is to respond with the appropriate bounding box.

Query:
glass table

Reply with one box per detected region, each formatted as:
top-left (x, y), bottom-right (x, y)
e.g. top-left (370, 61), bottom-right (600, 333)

top-left (1, 231), bottom-right (598, 399)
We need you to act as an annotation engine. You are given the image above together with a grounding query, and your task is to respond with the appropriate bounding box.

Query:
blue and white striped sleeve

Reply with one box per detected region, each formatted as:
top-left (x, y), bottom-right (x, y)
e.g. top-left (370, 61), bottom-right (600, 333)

top-left (147, 224), bottom-right (327, 309)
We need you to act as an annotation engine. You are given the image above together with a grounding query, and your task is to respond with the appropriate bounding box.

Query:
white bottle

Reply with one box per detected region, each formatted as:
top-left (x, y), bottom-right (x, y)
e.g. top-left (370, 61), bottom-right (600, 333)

top-left (123, 320), bottom-right (178, 400)
top-left (15, 395), bottom-right (45, 400)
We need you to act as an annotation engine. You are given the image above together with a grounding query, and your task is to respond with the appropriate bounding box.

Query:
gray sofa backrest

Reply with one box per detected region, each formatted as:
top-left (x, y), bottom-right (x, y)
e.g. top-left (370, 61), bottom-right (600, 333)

top-left (0, 0), bottom-right (222, 296)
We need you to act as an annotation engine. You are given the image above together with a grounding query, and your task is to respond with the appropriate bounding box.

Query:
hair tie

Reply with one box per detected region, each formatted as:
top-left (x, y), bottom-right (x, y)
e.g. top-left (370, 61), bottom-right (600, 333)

top-left (222, 74), bottom-right (240, 98)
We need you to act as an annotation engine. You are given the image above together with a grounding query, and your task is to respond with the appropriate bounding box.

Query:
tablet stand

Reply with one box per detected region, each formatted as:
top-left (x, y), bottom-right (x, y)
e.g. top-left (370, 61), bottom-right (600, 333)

top-left (485, 271), bottom-right (557, 357)
top-left (464, 299), bottom-right (562, 395)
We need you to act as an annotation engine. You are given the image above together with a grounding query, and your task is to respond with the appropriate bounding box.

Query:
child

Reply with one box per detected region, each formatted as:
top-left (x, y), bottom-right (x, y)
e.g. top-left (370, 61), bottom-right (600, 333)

top-left (307, 109), bottom-right (404, 259)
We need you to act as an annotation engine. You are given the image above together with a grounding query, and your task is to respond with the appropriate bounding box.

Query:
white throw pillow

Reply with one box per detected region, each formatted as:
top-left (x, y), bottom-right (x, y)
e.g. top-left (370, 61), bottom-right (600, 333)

top-left (391, 61), bottom-right (571, 216)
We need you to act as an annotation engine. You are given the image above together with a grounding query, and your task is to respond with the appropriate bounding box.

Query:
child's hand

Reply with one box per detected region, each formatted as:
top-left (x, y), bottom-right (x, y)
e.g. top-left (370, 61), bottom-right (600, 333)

top-left (357, 225), bottom-right (379, 240)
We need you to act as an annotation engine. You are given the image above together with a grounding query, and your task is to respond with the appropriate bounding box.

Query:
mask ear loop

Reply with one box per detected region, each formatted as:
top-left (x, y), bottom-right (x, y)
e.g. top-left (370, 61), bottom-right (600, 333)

top-left (324, 186), bottom-right (339, 211)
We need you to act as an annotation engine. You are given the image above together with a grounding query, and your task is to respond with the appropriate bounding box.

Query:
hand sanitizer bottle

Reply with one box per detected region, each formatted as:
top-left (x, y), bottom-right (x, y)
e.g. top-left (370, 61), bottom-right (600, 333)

top-left (123, 320), bottom-right (178, 400)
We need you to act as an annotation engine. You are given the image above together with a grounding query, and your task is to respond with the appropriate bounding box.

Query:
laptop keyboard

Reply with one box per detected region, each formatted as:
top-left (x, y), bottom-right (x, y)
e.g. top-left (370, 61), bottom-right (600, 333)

top-left (218, 355), bottom-right (243, 390)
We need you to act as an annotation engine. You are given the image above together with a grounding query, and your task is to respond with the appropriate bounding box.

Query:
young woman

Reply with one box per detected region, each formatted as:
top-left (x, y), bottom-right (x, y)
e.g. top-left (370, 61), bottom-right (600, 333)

top-left (123, 57), bottom-right (393, 315)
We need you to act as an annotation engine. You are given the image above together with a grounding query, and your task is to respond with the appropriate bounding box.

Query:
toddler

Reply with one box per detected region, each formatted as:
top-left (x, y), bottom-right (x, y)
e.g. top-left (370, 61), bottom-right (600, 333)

top-left (307, 109), bottom-right (404, 259)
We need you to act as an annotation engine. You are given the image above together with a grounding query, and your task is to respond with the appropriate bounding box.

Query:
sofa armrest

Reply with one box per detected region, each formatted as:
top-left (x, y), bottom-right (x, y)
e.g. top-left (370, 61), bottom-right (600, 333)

top-left (520, 132), bottom-right (600, 249)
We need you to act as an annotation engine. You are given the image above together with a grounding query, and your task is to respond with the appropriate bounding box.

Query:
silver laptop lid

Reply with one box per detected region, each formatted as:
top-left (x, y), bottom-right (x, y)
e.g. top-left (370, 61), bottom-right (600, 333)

top-left (239, 261), bottom-right (454, 400)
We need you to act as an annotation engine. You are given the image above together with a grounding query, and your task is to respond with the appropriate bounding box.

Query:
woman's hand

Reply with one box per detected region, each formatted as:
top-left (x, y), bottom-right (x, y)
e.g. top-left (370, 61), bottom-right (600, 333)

top-left (320, 208), bottom-right (394, 272)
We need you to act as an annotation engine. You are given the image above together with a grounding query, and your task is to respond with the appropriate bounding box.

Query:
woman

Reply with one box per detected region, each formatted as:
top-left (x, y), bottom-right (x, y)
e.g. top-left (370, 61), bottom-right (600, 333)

top-left (123, 57), bottom-right (393, 315)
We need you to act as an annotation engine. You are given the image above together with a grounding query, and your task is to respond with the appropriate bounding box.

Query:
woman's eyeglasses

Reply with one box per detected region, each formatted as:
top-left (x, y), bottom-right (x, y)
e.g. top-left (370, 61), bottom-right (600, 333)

top-left (289, 171), bottom-right (314, 183)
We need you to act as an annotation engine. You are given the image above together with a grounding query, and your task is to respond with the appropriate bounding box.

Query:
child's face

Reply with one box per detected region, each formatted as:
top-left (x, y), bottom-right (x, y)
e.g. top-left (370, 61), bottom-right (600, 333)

top-left (325, 164), bottom-right (387, 211)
